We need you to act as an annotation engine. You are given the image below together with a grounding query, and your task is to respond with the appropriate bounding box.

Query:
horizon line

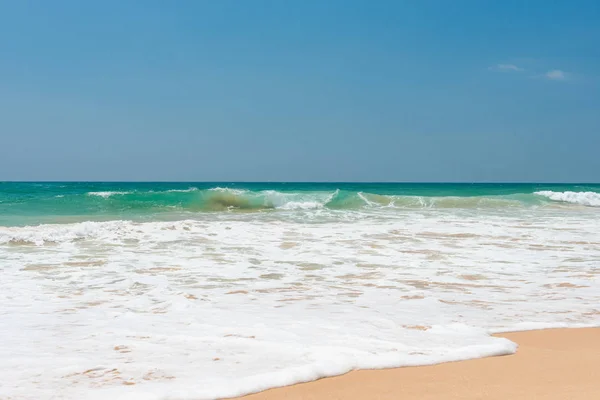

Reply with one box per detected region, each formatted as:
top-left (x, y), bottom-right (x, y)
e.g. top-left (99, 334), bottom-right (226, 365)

top-left (2, 180), bottom-right (599, 185)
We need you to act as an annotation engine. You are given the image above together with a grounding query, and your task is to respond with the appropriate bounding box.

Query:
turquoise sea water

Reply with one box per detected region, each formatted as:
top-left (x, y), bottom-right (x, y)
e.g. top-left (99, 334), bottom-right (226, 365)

top-left (1, 182), bottom-right (599, 226)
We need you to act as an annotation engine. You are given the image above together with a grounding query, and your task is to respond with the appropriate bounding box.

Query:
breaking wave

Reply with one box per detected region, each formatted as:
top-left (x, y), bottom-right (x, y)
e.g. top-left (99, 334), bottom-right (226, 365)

top-left (2, 187), bottom-right (599, 223)
top-left (534, 191), bottom-right (600, 207)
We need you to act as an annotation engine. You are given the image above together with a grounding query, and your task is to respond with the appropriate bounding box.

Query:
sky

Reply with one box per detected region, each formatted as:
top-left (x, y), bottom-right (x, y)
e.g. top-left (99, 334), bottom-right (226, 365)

top-left (0, 0), bottom-right (599, 182)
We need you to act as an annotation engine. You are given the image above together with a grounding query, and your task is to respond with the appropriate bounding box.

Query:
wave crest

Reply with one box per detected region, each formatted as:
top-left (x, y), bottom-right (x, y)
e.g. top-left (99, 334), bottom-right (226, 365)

top-left (534, 191), bottom-right (600, 207)
top-left (165, 187), bottom-right (199, 193)
top-left (87, 191), bottom-right (130, 198)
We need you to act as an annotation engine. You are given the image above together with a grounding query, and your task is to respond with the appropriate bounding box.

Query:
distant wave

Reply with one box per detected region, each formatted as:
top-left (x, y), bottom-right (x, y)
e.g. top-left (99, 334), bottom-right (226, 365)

top-left (88, 188), bottom-right (198, 197)
top-left (87, 191), bottom-right (131, 198)
top-left (165, 187), bottom-right (199, 193)
top-left (208, 187), bottom-right (248, 194)
top-left (535, 191), bottom-right (600, 207)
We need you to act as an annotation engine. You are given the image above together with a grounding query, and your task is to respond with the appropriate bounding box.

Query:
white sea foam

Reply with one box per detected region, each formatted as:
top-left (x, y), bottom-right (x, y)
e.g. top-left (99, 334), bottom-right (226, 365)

top-left (535, 190), bottom-right (600, 207)
top-left (0, 220), bottom-right (134, 245)
top-left (208, 187), bottom-right (248, 194)
top-left (1, 208), bottom-right (599, 399)
top-left (357, 191), bottom-right (376, 206)
top-left (87, 191), bottom-right (130, 198)
top-left (165, 187), bottom-right (199, 193)
top-left (266, 189), bottom-right (337, 210)
top-left (277, 201), bottom-right (325, 210)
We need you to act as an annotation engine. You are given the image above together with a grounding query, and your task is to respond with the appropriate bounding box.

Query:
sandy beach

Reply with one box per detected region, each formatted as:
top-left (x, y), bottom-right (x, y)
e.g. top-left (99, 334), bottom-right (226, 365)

top-left (236, 328), bottom-right (600, 400)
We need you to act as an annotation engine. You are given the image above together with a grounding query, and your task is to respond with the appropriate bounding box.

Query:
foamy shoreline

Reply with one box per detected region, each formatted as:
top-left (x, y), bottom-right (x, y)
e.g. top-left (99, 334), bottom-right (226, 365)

top-left (235, 327), bottom-right (600, 400)
top-left (2, 182), bottom-right (599, 399)
top-left (2, 211), bottom-right (598, 399)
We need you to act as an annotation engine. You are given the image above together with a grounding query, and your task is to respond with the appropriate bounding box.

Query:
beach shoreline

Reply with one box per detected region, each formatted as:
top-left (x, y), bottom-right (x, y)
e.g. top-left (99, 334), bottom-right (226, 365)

top-left (234, 327), bottom-right (600, 400)
top-left (2, 183), bottom-right (599, 399)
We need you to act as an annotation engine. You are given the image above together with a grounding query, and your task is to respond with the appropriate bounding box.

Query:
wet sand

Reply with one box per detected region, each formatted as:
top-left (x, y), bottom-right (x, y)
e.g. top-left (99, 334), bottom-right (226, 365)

top-left (235, 328), bottom-right (600, 400)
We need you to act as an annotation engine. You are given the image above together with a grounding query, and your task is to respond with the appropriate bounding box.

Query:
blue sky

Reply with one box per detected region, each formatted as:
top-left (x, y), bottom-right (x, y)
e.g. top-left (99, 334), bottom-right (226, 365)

top-left (0, 0), bottom-right (598, 182)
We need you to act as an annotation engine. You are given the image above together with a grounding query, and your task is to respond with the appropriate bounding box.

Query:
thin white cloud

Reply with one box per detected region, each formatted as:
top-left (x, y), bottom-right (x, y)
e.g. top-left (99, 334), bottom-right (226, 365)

top-left (489, 64), bottom-right (524, 72)
top-left (544, 69), bottom-right (567, 80)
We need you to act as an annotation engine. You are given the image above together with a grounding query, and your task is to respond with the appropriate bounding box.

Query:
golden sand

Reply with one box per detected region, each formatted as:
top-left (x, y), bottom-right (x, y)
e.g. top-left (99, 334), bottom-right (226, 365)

top-left (235, 328), bottom-right (600, 400)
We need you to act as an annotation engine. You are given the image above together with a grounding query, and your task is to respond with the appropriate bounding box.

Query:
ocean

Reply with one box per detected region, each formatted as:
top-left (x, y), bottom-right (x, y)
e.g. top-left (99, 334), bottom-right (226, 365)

top-left (1, 182), bottom-right (599, 399)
